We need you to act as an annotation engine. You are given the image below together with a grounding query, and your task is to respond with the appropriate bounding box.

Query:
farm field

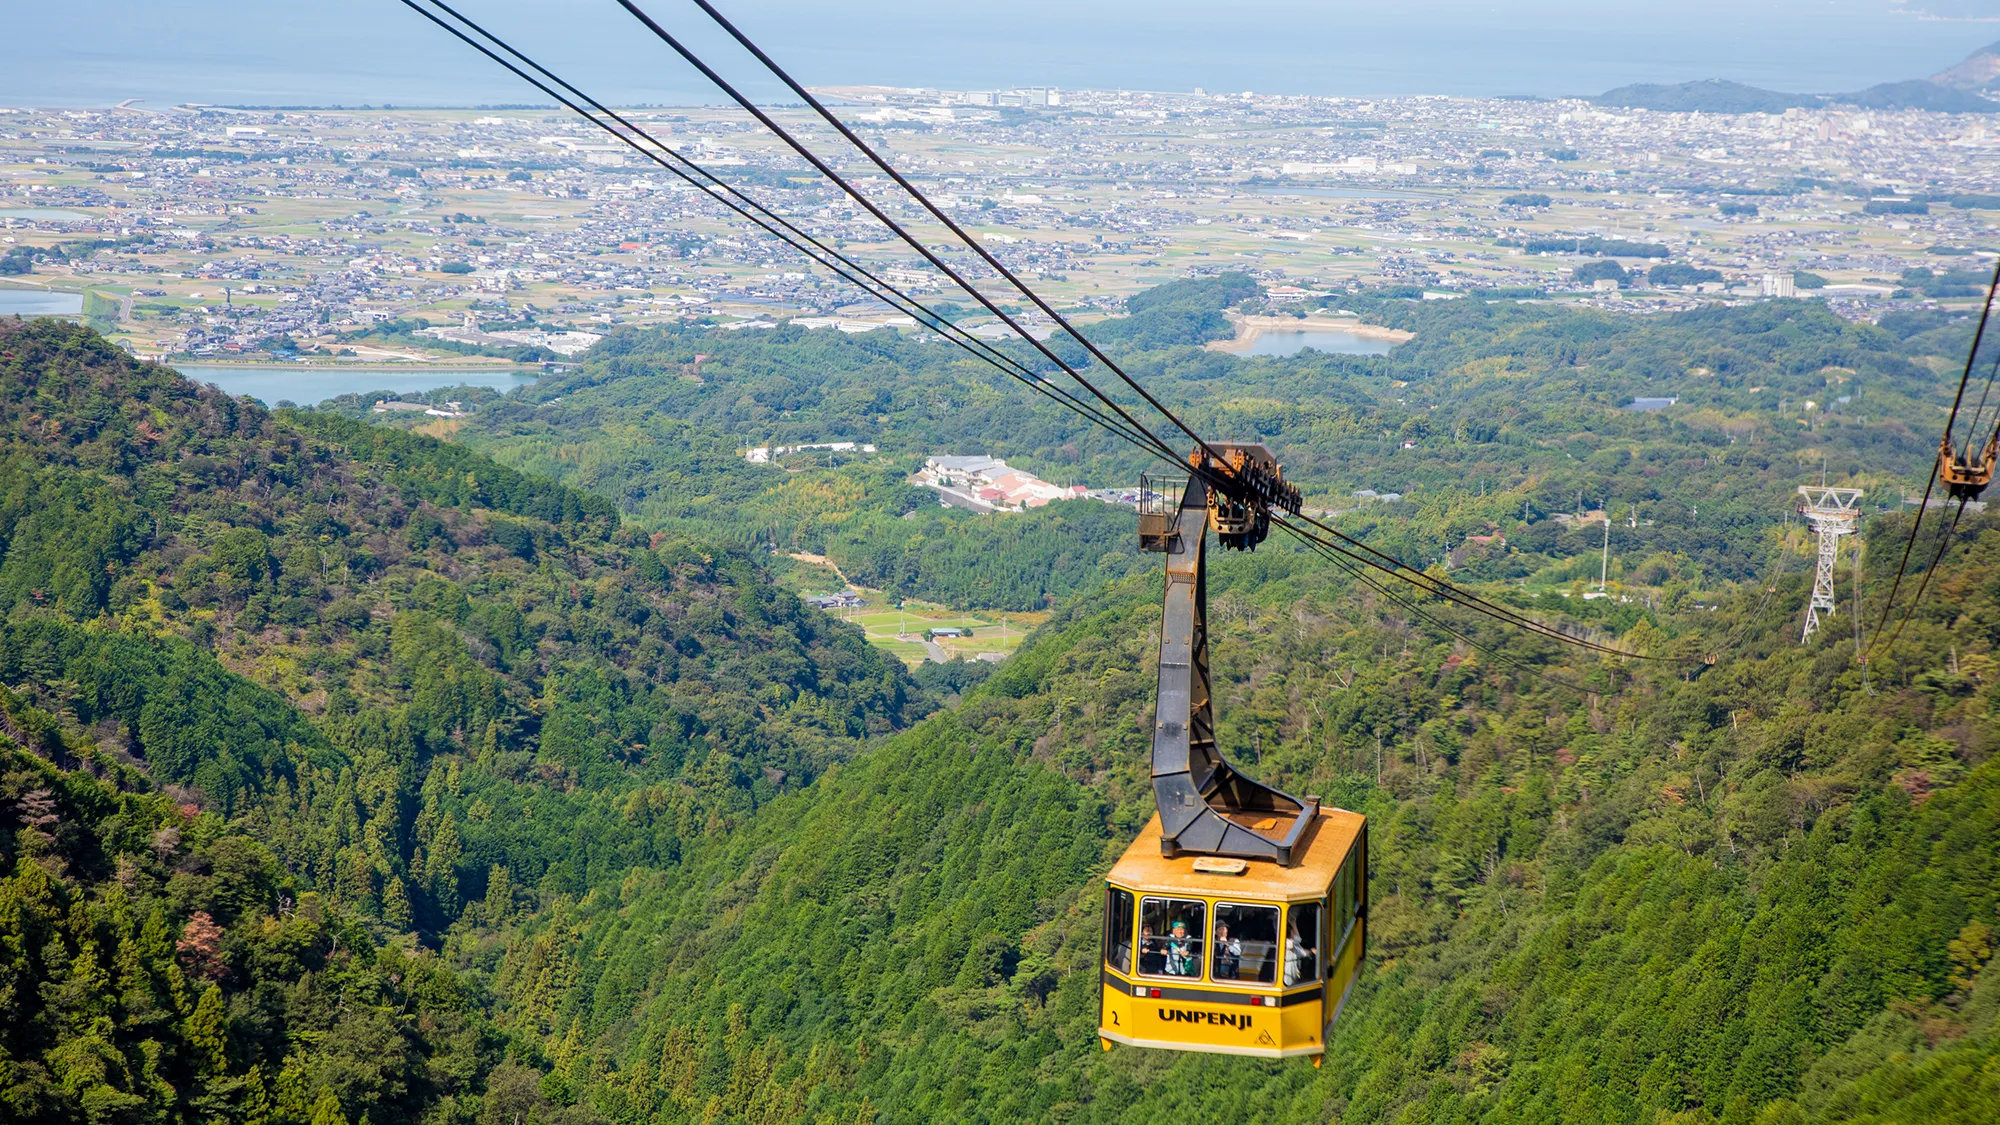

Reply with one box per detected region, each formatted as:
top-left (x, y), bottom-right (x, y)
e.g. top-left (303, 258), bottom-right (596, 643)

top-left (834, 599), bottom-right (1047, 666)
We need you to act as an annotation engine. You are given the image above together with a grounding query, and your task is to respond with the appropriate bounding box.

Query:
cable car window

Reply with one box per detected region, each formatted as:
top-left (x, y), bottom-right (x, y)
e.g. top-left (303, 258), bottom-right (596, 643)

top-left (1285, 902), bottom-right (1322, 986)
top-left (1333, 845), bottom-right (1364, 948)
top-left (1138, 897), bottom-right (1206, 979)
top-left (1211, 903), bottom-right (1279, 984)
top-left (1335, 860), bottom-right (1355, 945)
top-left (1104, 887), bottom-right (1135, 974)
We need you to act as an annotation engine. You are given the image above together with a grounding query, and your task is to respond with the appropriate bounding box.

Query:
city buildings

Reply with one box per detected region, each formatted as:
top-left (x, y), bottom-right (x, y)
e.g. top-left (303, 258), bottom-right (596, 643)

top-left (1, 87), bottom-right (1994, 364)
top-left (916, 455), bottom-right (1089, 512)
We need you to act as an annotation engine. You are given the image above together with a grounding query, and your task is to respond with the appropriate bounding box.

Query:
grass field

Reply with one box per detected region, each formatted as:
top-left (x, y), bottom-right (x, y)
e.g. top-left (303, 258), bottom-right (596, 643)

top-left (764, 553), bottom-right (1048, 667)
top-left (830, 600), bottom-right (1047, 667)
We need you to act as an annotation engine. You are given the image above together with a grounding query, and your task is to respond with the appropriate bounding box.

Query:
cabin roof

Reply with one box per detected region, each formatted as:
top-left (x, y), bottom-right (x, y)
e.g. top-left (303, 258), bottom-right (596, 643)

top-left (1107, 808), bottom-right (1363, 901)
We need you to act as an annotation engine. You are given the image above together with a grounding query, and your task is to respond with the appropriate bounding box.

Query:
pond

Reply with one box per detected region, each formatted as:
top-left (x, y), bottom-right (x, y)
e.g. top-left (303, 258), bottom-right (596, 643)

top-left (1241, 329), bottom-right (1398, 357)
top-left (0, 208), bottom-right (93, 221)
top-left (0, 288), bottom-right (84, 315)
top-left (174, 363), bottom-right (541, 406)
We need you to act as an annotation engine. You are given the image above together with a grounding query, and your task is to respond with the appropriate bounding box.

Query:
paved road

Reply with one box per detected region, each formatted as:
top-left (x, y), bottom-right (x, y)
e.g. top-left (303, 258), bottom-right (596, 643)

top-left (898, 632), bottom-right (949, 663)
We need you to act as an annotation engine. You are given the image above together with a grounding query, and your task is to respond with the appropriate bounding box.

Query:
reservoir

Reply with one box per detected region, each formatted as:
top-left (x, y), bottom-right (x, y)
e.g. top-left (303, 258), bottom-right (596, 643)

top-left (0, 288), bottom-right (85, 316)
top-left (0, 209), bottom-right (93, 221)
top-left (1242, 329), bottom-right (1398, 357)
top-left (173, 363), bottom-right (540, 406)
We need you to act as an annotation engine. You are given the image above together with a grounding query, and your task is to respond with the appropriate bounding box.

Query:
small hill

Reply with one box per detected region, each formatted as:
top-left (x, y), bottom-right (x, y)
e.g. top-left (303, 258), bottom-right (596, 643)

top-left (1932, 39), bottom-right (2000, 91)
top-left (1595, 76), bottom-right (1995, 116)
top-left (1593, 79), bottom-right (1816, 114)
top-left (1834, 79), bottom-right (1998, 113)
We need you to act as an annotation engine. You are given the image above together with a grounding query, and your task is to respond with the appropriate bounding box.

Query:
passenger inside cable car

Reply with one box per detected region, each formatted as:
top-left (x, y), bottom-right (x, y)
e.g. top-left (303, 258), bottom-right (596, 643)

top-left (1284, 904), bottom-right (1322, 987)
top-left (1214, 922), bottom-right (1240, 980)
top-left (1140, 897), bottom-right (1205, 978)
top-left (1166, 922), bottom-right (1198, 976)
top-left (1211, 903), bottom-right (1278, 983)
top-left (1138, 923), bottom-right (1163, 974)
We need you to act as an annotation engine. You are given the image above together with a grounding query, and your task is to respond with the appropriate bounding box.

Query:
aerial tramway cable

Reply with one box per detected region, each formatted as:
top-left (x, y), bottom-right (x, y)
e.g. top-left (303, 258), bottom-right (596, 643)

top-left (1270, 513), bottom-right (1648, 661)
top-left (646, 0), bottom-right (1240, 471)
top-left (400, 0), bottom-right (1169, 457)
top-left (1873, 497), bottom-right (1968, 663)
top-left (609, 0), bottom-right (1675, 662)
top-left (408, 0), bottom-right (1676, 664)
top-left (607, 0), bottom-right (1207, 473)
top-left (1271, 519), bottom-right (1613, 696)
top-left (1865, 256), bottom-right (2000, 660)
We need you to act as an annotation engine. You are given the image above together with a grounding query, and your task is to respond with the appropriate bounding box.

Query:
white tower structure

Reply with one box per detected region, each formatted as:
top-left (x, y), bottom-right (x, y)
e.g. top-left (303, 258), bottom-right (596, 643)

top-left (1797, 485), bottom-right (1863, 641)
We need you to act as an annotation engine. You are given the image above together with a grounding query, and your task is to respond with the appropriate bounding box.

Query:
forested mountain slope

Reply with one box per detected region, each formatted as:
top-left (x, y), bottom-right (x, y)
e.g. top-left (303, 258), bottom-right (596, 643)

top-left (0, 320), bottom-right (922, 1123)
top-left (5, 314), bottom-right (1998, 1125)
top-left (0, 702), bottom-right (489, 1124)
top-left (463, 520), bottom-right (2000, 1125)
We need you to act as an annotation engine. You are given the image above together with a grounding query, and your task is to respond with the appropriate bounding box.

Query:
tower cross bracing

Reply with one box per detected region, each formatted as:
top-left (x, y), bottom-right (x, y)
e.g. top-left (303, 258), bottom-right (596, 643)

top-left (1797, 486), bottom-right (1863, 641)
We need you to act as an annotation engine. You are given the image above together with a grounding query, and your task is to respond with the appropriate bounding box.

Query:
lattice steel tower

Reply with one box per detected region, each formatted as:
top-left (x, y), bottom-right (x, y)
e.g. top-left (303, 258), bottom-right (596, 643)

top-left (1797, 485), bottom-right (1863, 641)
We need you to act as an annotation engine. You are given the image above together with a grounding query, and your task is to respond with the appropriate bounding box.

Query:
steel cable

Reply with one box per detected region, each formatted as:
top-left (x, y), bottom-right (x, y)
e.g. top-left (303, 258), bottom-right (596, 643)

top-left (1873, 497), bottom-right (1969, 663)
top-left (665, 0), bottom-right (1240, 472)
top-left (612, 0), bottom-right (1202, 470)
top-left (613, 0), bottom-right (1675, 661)
top-left (1867, 256), bottom-right (2000, 653)
top-left (409, 0), bottom-right (1686, 666)
top-left (1272, 522), bottom-right (1608, 697)
top-left (402, 0), bottom-right (1166, 456)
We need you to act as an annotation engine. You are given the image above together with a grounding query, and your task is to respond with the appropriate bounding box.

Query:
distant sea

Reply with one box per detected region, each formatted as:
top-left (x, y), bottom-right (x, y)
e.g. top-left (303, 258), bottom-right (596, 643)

top-left (3, 0), bottom-right (1988, 108)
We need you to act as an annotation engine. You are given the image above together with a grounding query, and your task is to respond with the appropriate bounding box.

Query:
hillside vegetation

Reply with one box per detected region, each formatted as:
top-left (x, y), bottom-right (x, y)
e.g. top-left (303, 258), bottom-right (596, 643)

top-left (377, 285), bottom-right (1959, 611)
top-left (0, 320), bottom-right (921, 1123)
top-left (1, 311), bottom-right (1997, 1124)
top-left (451, 517), bottom-right (2000, 1124)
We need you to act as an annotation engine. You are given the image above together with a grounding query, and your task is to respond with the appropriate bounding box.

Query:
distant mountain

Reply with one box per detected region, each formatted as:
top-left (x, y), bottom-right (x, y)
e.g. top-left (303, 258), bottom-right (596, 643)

top-left (1594, 75), bottom-right (1994, 115)
top-left (1835, 79), bottom-right (1998, 113)
top-left (1592, 79), bottom-right (1816, 114)
top-left (1932, 39), bottom-right (2000, 91)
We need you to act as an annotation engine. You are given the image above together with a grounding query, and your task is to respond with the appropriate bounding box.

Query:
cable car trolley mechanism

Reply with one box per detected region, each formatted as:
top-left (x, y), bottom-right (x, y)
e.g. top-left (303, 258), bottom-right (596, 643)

top-left (1102, 444), bottom-right (1367, 1066)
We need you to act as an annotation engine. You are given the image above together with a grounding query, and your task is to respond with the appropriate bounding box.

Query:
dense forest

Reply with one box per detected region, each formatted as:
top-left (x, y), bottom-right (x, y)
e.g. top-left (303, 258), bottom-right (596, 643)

top-left (0, 320), bottom-right (921, 1123)
top-left (353, 276), bottom-right (1962, 611)
top-left (456, 527), bottom-right (2000, 1124)
top-left (2, 305), bottom-right (1997, 1124)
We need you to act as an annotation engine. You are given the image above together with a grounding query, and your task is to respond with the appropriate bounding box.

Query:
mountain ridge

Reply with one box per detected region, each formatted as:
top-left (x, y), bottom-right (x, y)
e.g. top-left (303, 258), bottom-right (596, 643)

top-left (1932, 39), bottom-right (2000, 91)
top-left (1592, 77), bottom-right (1997, 114)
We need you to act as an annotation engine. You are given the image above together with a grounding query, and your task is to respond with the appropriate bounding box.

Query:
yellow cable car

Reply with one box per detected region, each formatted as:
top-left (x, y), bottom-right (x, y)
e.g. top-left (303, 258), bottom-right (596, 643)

top-left (1098, 810), bottom-right (1367, 1062)
top-left (1104, 446), bottom-right (1366, 1065)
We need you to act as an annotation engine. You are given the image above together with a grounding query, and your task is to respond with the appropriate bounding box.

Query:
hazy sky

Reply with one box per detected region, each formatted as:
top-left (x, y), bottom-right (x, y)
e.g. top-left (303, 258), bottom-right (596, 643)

top-left (5, 0), bottom-right (1996, 107)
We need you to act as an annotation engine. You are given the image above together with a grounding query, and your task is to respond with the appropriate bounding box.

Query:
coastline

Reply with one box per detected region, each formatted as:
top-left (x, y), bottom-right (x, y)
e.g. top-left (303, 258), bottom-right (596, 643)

top-left (1207, 314), bottom-right (1415, 354)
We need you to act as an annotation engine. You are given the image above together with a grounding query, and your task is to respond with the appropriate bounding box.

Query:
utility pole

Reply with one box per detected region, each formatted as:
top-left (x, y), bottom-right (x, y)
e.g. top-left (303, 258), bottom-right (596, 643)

top-left (1599, 505), bottom-right (1611, 592)
top-left (1797, 485), bottom-right (1864, 641)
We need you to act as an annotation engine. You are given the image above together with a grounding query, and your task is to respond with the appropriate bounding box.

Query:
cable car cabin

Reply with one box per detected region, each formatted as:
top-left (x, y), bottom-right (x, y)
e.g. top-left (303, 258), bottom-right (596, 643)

top-left (1102, 447), bottom-right (1363, 1063)
top-left (1098, 807), bottom-right (1367, 1064)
